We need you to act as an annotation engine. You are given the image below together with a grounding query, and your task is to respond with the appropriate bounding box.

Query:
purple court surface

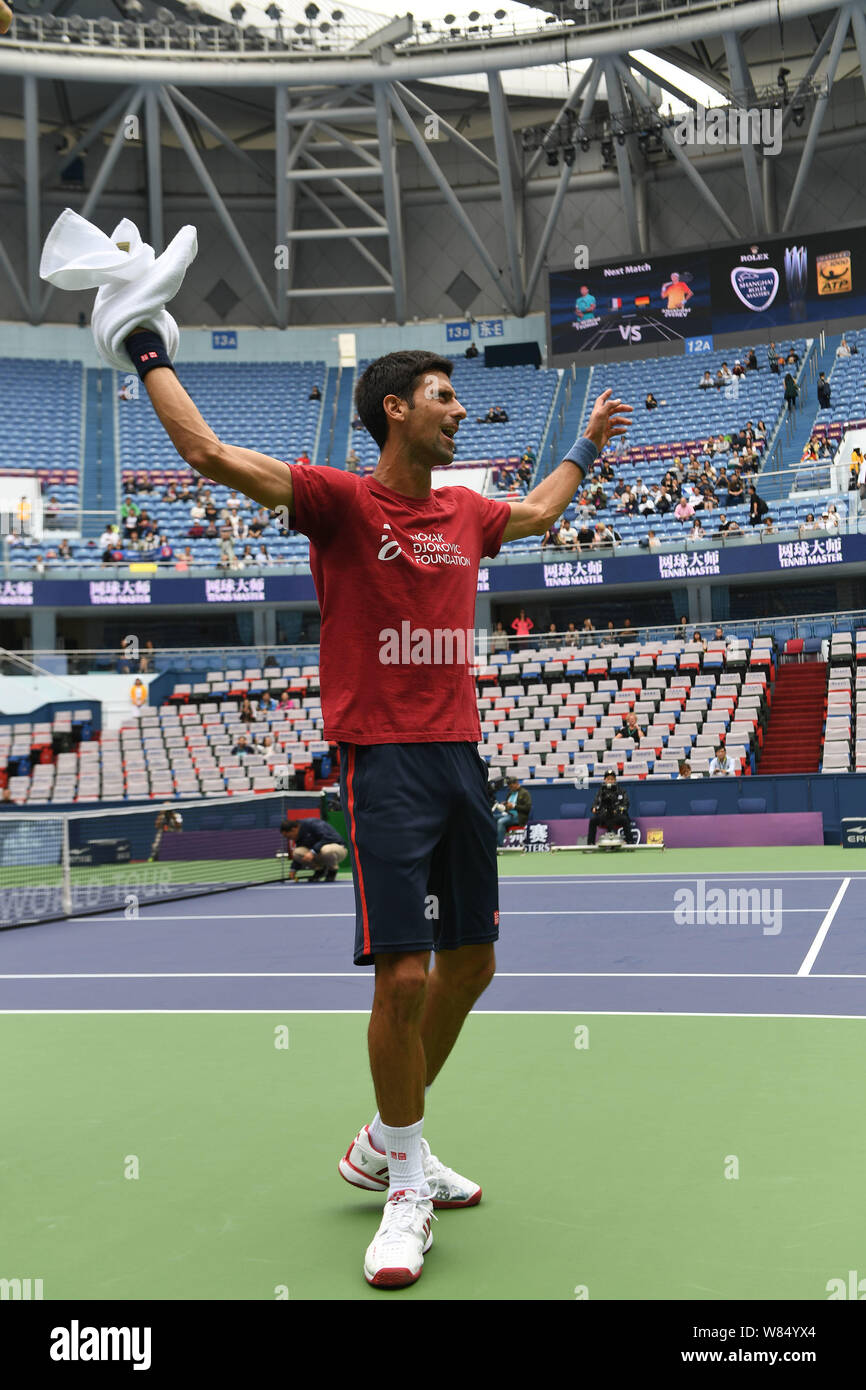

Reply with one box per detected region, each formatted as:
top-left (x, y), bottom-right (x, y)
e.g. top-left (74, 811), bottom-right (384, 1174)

top-left (1, 869), bottom-right (864, 1018)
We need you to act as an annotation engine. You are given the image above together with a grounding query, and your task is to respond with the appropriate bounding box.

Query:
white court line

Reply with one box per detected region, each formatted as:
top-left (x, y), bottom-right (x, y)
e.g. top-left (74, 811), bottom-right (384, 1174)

top-left (797, 877), bottom-right (852, 976)
top-left (0, 1009), bottom-right (865, 1020)
top-left (75, 906), bottom-right (827, 922)
top-left (2, 969), bottom-right (864, 981)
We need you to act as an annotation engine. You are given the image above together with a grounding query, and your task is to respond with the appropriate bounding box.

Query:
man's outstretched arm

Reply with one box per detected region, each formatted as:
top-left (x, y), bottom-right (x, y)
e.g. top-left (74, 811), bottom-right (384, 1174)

top-left (139, 362), bottom-right (293, 513)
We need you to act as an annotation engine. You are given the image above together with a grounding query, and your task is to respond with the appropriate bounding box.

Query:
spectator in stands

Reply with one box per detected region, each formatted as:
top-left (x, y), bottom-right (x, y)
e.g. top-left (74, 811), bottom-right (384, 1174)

top-left (674, 496), bottom-right (695, 524)
top-left (540, 524), bottom-right (560, 550)
top-left (587, 772), bottom-right (633, 846)
top-left (748, 486), bottom-right (769, 526)
top-left (598, 458), bottom-right (615, 482)
top-left (701, 492), bottom-right (717, 516)
top-left (675, 615), bottom-right (688, 637)
top-left (558, 517), bottom-right (579, 550)
top-left (135, 471), bottom-right (153, 493)
top-left (175, 545), bottom-right (194, 571)
top-left (713, 626), bottom-right (725, 642)
top-left (136, 510), bottom-right (155, 540)
top-left (746, 348), bottom-right (758, 371)
top-left (824, 505), bottom-right (841, 531)
top-left (767, 342), bottom-right (779, 373)
top-left (239, 544), bottom-right (256, 568)
top-left (716, 363), bottom-right (732, 388)
top-left (652, 482), bottom-right (672, 516)
top-left (157, 535), bottom-right (173, 563)
top-left (139, 640), bottom-right (155, 673)
top-left (239, 696), bottom-right (256, 724)
top-left (726, 471), bottom-right (745, 505)
top-left (708, 743), bottom-right (735, 776)
top-left (232, 733), bottom-right (253, 756)
top-left (732, 359), bottom-right (746, 378)
top-left (755, 419), bottom-right (767, 439)
top-left (688, 519), bottom-right (705, 540)
top-left (716, 513), bottom-right (740, 536)
top-left (99, 522), bottom-right (119, 551)
top-left (465, 342), bottom-right (479, 359)
top-left (491, 621), bottom-right (508, 652)
top-left (678, 759), bottom-right (701, 778)
top-left (203, 499), bottom-right (219, 525)
top-left (645, 529), bottom-right (660, 552)
top-left (785, 346), bottom-right (800, 366)
top-left (121, 495), bottom-right (141, 541)
top-left (616, 487), bottom-right (636, 516)
top-left (56, 538), bottom-right (72, 561)
top-left (799, 512), bottom-right (820, 537)
top-left (614, 712), bottom-right (642, 745)
top-left (309, 385), bottom-right (322, 400)
top-left (645, 392), bottom-right (659, 410)
top-left (783, 372), bottom-right (799, 413)
top-left (493, 776), bottom-right (532, 847)
top-left (855, 449), bottom-right (866, 501)
top-left (130, 677), bottom-right (147, 709)
top-left (817, 372), bottom-right (831, 409)
top-left (511, 609), bottom-right (534, 644)
top-left (715, 464), bottom-right (729, 497)
top-left (580, 618), bottom-right (595, 645)
top-left (837, 335), bottom-right (852, 359)
top-left (478, 406), bottom-right (499, 424)
top-left (590, 483), bottom-right (608, 511)
top-left (802, 441), bottom-right (818, 463)
top-left (346, 449), bottom-right (360, 472)
top-left (255, 544), bottom-right (272, 567)
top-left (517, 458), bottom-right (533, 487)
top-left (187, 518), bottom-right (205, 540)
top-left (762, 517), bottom-right (776, 536)
top-left (350, 412), bottom-right (363, 430)
top-left (592, 521), bottom-right (618, 549)
top-left (564, 622), bottom-right (580, 648)
top-left (163, 482), bottom-right (178, 502)
top-left (698, 370), bottom-right (714, 390)
top-left (575, 519), bottom-right (595, 548)
top-left (295, 451), bottom-right (311, 466)
top-left (277, 689), bottom-right (294, 710)
top-left (248, 508), bottom-right (270, 539)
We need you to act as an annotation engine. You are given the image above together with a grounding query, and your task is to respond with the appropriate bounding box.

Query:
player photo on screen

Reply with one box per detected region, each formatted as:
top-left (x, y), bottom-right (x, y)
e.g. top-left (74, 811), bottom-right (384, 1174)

top-left (549, 252), bottom-right (712, 357)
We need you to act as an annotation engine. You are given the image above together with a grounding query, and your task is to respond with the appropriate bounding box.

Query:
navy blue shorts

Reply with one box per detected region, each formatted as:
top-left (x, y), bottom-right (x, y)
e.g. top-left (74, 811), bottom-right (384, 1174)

top-left (339, 741), bottom-right (500, 967)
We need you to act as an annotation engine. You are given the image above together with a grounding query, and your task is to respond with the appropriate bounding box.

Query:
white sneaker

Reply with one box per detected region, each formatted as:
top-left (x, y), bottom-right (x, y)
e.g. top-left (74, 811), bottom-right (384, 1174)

top-left (364, 1190), bottom-right (435, 1289)
top-left (339, 1126), bottom-right (482, 1208)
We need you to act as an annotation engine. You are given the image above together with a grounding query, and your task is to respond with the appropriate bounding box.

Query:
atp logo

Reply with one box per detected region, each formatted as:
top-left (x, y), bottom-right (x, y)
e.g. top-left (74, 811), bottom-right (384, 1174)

top-left (377, 524), bottom-right (404, 562)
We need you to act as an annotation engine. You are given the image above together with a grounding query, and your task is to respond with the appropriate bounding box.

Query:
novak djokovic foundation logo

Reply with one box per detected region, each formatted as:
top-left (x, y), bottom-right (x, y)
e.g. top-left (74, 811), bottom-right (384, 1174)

top-left (674, 881), bottom-right (782, 936)
top-left (377, 524), bottom-right (470, 566)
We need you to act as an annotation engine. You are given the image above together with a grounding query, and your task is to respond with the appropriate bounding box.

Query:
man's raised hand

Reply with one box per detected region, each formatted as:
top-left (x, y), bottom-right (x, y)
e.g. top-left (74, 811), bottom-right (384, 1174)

top-left (584, 388), bottom-right (632, 451)
top-left (0, 1), bottom-right (13, 33)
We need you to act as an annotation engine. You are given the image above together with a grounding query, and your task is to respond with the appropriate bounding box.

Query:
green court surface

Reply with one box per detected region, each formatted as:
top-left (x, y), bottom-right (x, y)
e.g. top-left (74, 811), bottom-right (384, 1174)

top-left (2, 1011), bottom-right (864, 1301)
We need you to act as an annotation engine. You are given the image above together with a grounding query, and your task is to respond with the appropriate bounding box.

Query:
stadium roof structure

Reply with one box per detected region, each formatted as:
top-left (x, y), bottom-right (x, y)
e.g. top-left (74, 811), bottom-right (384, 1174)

top-left (0, 0), bottom-right (864, 324)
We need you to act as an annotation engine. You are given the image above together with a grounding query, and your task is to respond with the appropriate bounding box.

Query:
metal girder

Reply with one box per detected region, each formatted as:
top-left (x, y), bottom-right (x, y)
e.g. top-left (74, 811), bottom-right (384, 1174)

top-left (486, 70), bottom-right (524, 315)
top-left (782, 7), bottom-right (851, 232)
top-left (387, 83), bottom-right (520, 316)
top-left (373, 84), bottom-right (406, 323)
top-left (722, 33), bottom-right (765, 236)
top-left (144, 87), bottom-right (163, 255)
top-left (158, 87), bottom-right (278, 322)
top-left (602, 60), bottom-right (641, 254)
top-left (167, 86), bottom-right (273, 182)
top-left (285, 166), bottom-right (382, 181)
top-left (285, 285), bottom-right (393, 297)
top-left (275, 84), bottom-right (289, 328)
top-left (293, 150), bottom-right (388, 228)
top-left (780, 18), bottom-right (838, 133)
top-left (616, 58), bottom-right (741, 241)
top-left (0, 0), bottom-right (844, 87)
top-left (296, 182), bottom-right (393, 287)
top-left (23, 76), bottom-right (41, 322)
top-left (39, 86), bottom-right (146, 320)
top-left (391, 83), bottom-right (498, 175)
top-left (525, 62), bottom-right (595, 180)
top-left (623, 53), bottom-right (701, 111)
top-left (280, 226), bottom-right (388, 239)
top-left (45, 86), bottom-right (135, 185)
top-left (850, 3), bottom-right (866, 103)
top-left (314, 121), bottom-right (381, 168)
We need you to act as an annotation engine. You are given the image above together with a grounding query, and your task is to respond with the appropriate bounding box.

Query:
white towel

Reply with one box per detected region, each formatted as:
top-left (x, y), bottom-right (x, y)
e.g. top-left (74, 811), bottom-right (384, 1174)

top-left (40, 208), bottom-right (197, 371)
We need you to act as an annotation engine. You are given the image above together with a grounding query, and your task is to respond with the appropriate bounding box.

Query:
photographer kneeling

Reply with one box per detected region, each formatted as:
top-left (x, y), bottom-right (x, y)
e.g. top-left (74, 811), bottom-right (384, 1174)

top-left (281, 817), bottom-right (348, 883)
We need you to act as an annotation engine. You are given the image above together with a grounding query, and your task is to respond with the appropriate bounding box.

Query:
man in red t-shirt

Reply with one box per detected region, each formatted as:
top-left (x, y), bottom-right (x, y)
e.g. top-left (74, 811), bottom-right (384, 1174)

top-left (124, 330), bottom-right (630, 1290)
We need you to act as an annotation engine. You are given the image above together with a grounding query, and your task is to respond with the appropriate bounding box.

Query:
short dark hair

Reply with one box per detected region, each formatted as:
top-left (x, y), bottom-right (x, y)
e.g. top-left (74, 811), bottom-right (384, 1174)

top-left (281, 819), bottom-right (300, 834)
top-left (604, 770), bottom-right (616, 780)
top-left (355, 351), bottom-right (454, 449)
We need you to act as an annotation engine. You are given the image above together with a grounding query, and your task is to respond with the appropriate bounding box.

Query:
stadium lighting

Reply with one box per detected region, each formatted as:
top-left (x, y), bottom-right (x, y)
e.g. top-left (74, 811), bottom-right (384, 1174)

top-left (468, 10), bottom-right (479, 18)
top-left (304, 3), bottom-right (320, 19)
top-left (792, 103), bottom-right (805, 127)
top-left (616, 130), bottom-right (625, 146)
top-left (443, 14), bottom-right (455, 23)
top-left (494, 8), bottom-right (505, 16)
top-left (332, 9), bottom-right (344, 19)
top-left (563, 146), bottom-right (576, 167)
top-left (545, 149), bottom-right (558, 167)
top-left (579, 135), bottom-right (590, 152)
top-left (229, 2), bottom-right (245, 21)
top-left (265, 3), bottom-right (282, 19)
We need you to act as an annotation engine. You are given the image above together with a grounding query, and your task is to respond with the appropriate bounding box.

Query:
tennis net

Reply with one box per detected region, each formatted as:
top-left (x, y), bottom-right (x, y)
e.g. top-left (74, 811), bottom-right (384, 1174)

top-left (0, 789), bottom-right (322, 928)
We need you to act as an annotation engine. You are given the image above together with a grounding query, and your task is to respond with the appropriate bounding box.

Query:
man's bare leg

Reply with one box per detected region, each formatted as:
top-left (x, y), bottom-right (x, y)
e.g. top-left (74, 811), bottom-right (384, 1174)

top-left (367, 950), bottom-right (430, 1126)
top-left (419, 943), bottom-right (496, 1085)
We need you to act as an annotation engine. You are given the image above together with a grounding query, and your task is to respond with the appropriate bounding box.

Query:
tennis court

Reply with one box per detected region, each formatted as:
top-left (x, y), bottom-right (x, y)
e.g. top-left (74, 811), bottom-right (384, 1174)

top-left (2, 844), bottom-right (864, 1301)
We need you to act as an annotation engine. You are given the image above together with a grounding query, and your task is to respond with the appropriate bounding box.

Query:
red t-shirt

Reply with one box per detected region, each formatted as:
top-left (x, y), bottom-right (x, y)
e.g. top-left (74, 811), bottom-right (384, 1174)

top-left (289, 466), bottom-right (511, 744)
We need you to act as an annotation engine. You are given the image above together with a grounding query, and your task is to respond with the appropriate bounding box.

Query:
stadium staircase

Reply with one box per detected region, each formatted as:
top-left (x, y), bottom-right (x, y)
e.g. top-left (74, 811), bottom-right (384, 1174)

top-left (757, 662), bottom-right (828, 774)
top-left (323, 364), bottom-right (356, 469)
top-left (80, 368), bottom-right (117, 536)
top-left (538, 365), bottom-right (592, 482)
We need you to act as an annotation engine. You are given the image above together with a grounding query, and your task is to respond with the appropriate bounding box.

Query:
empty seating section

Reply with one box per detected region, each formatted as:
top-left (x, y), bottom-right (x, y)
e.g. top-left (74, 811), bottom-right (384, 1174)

top-left (475, 638), bottom-right (770, 782)
top-left (820, 627), bottom-right (866, 773)
top-left (351, 359), bottom-right (558, 477)
top-left (0, 710), bottom-right (94, 802)
top-left (0, 356), bottom-right (82, 508)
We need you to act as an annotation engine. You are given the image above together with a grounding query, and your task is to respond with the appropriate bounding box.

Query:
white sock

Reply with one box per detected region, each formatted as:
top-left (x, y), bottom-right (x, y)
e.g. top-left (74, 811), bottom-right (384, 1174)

top-left (369, 1086), bottom-right (431, 1154)
top-left (380, 1118), bottom-right (428, 1198)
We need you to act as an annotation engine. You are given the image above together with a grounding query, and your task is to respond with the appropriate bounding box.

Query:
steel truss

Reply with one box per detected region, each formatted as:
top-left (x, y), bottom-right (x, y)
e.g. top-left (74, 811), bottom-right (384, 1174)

top-left (0, 0), bottom-right (864, 325)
